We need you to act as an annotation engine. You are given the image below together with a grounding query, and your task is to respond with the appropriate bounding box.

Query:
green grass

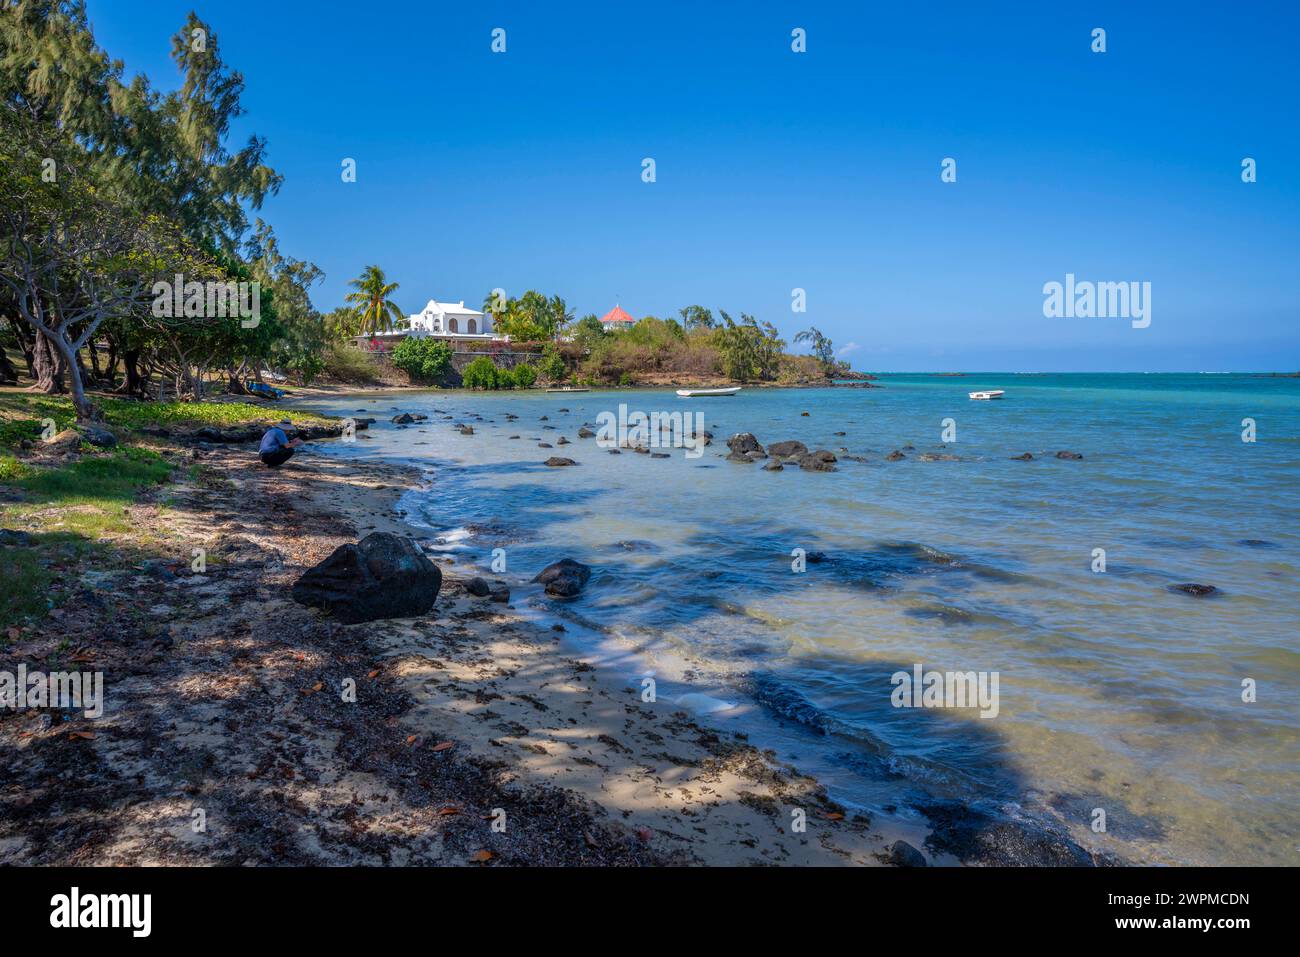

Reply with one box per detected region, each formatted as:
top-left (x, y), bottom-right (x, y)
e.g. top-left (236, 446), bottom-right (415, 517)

top-left (0, 545), bottom-right (58, 624)
top-left (1, 446), bottom-right (176, 629)
top-left (12, 445), bottom-right (171, 505)
top-left (0, 454), bottom-right (32, 481)
top-left (0, 392), bottom-right (337, 438)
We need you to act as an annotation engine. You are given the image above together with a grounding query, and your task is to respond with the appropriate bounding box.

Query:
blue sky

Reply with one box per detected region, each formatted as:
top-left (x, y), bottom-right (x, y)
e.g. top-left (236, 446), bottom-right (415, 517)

top-left (86, 1), bottom-right (1298, 371)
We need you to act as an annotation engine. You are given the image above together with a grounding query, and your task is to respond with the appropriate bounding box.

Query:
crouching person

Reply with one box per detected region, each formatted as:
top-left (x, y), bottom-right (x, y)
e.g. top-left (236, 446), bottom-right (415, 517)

top-left (259, 419), bottom-right (303, 467)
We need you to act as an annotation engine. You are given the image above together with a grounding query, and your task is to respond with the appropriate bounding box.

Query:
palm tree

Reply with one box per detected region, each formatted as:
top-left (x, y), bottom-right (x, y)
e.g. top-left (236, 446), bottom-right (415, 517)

top-left (345, 265), bottom-right (405, 335)
top-left (548, 295), bottom-right (574, 337)
top-left (794, 326), bottom-right (834, 371)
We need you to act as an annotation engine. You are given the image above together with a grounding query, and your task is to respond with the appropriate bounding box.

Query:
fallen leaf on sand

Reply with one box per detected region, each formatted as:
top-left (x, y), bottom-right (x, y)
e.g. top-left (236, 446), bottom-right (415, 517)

top-left (68, 731), bottom-right (96, 741)
top-left (635, 827), bottom-right (653, 843)
top-left (366, 670), bottom-right (380, 679)
top-left (406, 735), bottom-right (419, 745)
top-left (431, 741), bottom-right (454, 752)
top-left (584, 831), bottom-right (599, 849)
top-left (469, 850), bottom-right (493, 863)
top-left (437, 806), bottom-right (460, 816)
top-left (818, 811), bottom-right (845, 821)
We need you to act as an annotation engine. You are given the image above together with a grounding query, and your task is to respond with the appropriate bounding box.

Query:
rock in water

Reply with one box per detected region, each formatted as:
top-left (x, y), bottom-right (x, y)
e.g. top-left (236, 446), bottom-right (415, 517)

top-left (577, 427), bottom-right (596, 438)
top-left (887, 841), bottom-right (928, 868)
top-left (465, 577), bottom-right (491, 597)
top-left (532, 558), bottom-right (592, 597)
top-left (726, 433), bottom-right (765, 457)
top-left (1170, 583), bottom-right (1218, 597)
top-left (544, 456), bottom-right (578, 467)
top-left (1010, 452), bottom-right (1034, 461)
top-left (1055, 450), bottom-right (1083, 460)
top-left (767, 440), bottom-right (808, 459)
top-left (391, 413), bottom-right (415, 424)
top-left (292, 532), bottom-right (441, 623)
top-left (798, 450), bottom-right (838, 472)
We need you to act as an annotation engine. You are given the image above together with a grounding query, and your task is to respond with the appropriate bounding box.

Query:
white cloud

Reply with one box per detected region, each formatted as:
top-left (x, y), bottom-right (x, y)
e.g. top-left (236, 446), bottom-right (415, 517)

top-left (837, 341), bottom-right (860, 356)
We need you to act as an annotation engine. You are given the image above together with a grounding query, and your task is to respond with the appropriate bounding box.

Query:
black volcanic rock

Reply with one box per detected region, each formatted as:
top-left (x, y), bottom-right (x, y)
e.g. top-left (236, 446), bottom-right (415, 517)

top-left (292, 532), bottom-right (441, 624)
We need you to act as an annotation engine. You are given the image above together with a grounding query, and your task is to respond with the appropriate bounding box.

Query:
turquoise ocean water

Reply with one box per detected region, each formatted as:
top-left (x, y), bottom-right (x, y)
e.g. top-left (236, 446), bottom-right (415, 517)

top-left (300, 373), bottom-right (1299, 865)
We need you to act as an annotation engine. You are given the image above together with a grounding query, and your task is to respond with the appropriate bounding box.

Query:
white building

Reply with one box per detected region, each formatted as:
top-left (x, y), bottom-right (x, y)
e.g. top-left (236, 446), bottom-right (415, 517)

top-left (408, 299), bottom-right (493, 338)
top-left (350, 299), bottom-right (501, 353)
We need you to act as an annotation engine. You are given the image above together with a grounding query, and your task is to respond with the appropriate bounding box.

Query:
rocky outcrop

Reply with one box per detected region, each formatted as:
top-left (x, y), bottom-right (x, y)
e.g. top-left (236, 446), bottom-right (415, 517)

top-left (915, 800), bottom-right (1119, 867)
top-left (42, 430), bottom-right (85, 455)
top-left (767, 440), bottom-right (808, 459)
top-left (725, 433), bottom-right (766, 462)
top-left (77, 424), bottom-right (117, 448)
top-left (532, 558), bottom-right (592, 597)
top-left (798, 450), bottom-right (838, 472)
top-left (291, 532), bottom-right (442, 624)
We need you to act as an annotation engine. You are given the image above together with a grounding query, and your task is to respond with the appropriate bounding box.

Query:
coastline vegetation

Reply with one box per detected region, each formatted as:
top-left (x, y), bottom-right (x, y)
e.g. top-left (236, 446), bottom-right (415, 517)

top-left (0, 3), bottom-right (860, 418)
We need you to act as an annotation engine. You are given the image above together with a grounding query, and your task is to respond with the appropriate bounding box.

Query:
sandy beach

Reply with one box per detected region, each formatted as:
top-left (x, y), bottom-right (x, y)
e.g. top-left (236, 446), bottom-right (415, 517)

top-left (1, 429), bottom-right (893, 866)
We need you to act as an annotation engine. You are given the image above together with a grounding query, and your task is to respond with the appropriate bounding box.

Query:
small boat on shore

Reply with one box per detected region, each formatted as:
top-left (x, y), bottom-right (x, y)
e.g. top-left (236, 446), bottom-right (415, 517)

top-left (969, 389), bottom-right (1005, 400)
top-left (676, 386), bottom-right (741, 397)
top-left (546, 387), bottom-right (590, 393)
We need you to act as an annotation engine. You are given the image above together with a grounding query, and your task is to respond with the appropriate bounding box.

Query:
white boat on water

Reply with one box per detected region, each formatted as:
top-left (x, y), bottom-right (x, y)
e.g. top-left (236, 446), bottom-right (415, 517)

top-left (546, 387), bottom-right (590, 393)
top-left (676, 386), bottom-right (741, 397)
top-left (969, 389), bottom-right (1005, 400)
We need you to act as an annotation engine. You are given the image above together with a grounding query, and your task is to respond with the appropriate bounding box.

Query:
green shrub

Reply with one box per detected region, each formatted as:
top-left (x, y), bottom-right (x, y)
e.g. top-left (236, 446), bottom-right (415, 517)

top-left (322, 343), bottom-right (380, 384)
top-left (511, 364), bottom-right (537, 389)
top-left (538, 345), bottom-right (566, 383)
top-left (461, 355), bottom-right (501, 390)
top-left (390, 337), bottom-right (453, 381)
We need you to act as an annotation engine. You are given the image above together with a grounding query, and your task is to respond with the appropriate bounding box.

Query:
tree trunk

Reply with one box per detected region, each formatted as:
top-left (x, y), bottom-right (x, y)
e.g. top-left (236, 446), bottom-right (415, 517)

top-left (31, 332), bottom-right (67, 394)
top-left (226, 360), bottom-right (250, 395)
top-left (0, 345), bottom-right (17, 384)
top-left (6, 317), bottom-right (34, 378)
top-left (44, 333), bottom-right (99, 422)
top-left (87, 340), bottom-right (104, 382)
top-left (116, 349), bottom-right (145, 397)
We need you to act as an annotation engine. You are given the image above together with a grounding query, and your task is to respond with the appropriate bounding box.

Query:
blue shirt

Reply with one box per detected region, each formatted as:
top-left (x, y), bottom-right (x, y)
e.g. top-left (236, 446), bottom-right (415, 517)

top-left (259, 427), bottom-right (289, 454)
